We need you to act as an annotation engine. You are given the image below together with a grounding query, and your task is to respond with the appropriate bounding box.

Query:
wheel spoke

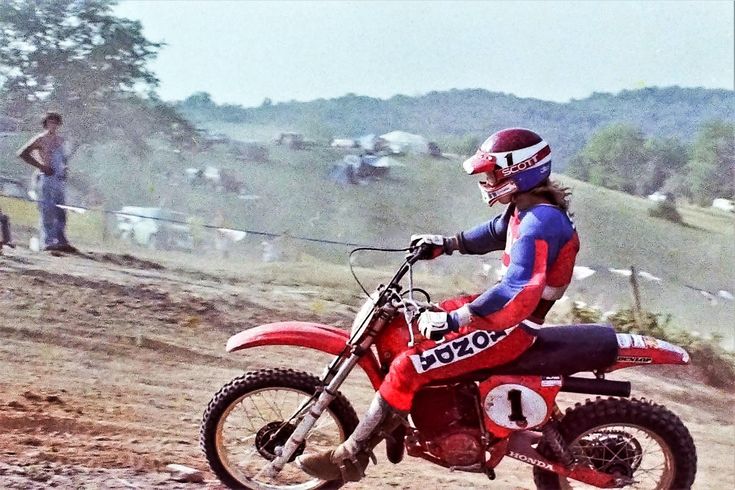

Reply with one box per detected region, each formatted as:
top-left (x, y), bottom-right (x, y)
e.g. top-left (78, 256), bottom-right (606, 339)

top-left (207, 378), bottom-right (348, 490)
top-left (556, 424), bottom-right (676, 489)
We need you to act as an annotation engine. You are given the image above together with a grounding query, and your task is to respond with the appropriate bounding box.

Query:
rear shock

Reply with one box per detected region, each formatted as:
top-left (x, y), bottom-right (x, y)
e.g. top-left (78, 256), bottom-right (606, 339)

top-left (542, 407), bottom-right (573, 467)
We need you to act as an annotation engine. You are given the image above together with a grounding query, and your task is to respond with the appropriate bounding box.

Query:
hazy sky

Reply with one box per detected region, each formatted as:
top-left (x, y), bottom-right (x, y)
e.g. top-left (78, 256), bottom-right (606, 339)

top-left (115, 1), bottom-right (734, 107)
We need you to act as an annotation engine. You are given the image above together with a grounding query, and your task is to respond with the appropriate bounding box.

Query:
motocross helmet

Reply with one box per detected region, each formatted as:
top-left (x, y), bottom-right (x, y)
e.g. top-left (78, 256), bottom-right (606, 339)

top-left (462, 128), bottom-right (551, 206)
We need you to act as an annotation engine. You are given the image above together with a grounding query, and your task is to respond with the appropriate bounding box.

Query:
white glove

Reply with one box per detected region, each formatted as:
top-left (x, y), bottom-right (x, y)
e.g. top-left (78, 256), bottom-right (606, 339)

top-left (418, 310), bottom-right (452, 341)
top-left (410, 234), bottom-right (446, 260)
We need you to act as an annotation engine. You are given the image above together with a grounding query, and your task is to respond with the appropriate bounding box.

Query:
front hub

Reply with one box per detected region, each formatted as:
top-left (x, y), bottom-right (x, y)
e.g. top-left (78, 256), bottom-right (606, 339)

top-left (255, 421), bottom-right (306, 462)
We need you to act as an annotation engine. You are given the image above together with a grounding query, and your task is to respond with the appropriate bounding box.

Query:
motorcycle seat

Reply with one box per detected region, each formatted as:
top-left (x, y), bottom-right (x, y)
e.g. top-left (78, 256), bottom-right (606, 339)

top-left (489, 323), bottom-right (619, 376)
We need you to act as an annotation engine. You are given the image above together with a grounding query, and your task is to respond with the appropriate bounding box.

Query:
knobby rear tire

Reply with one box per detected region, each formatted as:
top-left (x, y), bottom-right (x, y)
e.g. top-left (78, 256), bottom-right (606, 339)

top-left (533, 397), bottom-right (697, 489)
top-left (200, 368), bottom-right (360, 490)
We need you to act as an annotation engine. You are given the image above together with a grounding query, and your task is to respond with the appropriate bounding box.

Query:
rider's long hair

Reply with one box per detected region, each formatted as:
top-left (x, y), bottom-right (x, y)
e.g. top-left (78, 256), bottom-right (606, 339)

top-left (529, 179), bottom-right (572, 212)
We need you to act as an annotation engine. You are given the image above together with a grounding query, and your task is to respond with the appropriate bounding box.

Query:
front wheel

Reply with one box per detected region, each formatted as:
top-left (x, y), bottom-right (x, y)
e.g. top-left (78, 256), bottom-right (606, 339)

top-left (533, 397), bottom-right (697, 489)
top-left (200, 368), bottom-right (359, 490)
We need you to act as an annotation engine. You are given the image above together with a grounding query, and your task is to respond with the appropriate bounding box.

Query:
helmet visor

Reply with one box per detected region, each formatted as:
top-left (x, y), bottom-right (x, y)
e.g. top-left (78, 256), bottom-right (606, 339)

top-left (462, 152), bottom-right (497, 175)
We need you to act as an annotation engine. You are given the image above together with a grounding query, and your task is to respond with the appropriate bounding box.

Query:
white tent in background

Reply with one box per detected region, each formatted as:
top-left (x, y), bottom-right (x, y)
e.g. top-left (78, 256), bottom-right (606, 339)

top-left (379, 130), bottom-right (430, 154)
top-left (203, 166), bottom-right (221, 185)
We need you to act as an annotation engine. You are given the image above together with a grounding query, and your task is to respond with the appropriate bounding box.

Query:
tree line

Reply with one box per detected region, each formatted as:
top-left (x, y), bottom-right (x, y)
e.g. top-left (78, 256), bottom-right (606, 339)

top-left (178, 87), bottom-right (734, 172)
top-left (566, 121), bottom-right (734, 206)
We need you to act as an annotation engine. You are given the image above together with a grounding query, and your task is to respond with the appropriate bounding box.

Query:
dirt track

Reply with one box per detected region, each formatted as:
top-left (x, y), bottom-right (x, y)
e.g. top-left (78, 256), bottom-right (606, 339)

top-left (0, 247), bottom-right (733, 488)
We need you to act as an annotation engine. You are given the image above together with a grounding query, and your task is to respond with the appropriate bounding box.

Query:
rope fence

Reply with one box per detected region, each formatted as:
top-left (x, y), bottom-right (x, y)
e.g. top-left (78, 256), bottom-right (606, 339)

top-left (1, 193), bottom-right (733, 309)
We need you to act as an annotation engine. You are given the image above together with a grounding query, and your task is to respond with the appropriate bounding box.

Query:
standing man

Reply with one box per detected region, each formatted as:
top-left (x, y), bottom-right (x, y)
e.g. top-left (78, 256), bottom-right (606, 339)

top-left (16, 112), bottom-right (77, 253)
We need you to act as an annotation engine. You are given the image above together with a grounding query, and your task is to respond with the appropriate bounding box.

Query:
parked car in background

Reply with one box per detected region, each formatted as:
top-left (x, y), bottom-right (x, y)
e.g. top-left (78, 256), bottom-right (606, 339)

top-left (272, 132), bottom-right (305, 150)
top-left (647, 191), bottom-right (675, 203)
top-left (711, 198), bottom-right (735, 213)
top-left (115, 206), bottom-right (193, 251)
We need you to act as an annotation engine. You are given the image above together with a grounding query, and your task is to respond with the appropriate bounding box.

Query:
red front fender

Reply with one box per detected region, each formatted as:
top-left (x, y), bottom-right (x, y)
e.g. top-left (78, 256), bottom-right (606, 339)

top-left (226, 321), bottom-right (384, 389)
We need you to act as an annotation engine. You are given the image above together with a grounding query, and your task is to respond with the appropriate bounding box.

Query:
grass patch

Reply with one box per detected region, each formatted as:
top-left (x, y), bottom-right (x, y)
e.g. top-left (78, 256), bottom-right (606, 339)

top-left (2, 127), bottom-right (731, 343)
top-left (0, 195), bottom-right (106, 243)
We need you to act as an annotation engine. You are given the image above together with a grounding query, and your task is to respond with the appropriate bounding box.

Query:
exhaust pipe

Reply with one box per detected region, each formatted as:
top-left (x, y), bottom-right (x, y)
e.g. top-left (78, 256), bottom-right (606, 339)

top-left (561, 377), bottom-right (631, 397)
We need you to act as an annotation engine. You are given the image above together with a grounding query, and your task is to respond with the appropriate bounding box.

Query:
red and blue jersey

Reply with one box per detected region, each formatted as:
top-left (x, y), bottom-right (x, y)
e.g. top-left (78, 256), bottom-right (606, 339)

top-left (448, 204), bottom-right (579, 331)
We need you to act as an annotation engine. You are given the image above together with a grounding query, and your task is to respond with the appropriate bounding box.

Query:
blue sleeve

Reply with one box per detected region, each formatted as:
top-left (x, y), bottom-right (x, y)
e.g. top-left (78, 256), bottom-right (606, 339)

top-left (447, 235), bottom-right (541, 330)
top-left (447, 208), bottom-right (560, 330)
top-left (468, 235), bottom-right (539, 316)
top-left (459, 206), bottom-right (513, 254)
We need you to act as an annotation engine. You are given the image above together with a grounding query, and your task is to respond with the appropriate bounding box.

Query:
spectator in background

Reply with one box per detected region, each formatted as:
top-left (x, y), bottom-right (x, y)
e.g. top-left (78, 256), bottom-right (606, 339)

top-left (0, 206), bottom-right (14, 253)
top-left (213, 209), bottom-right (231, 258)
top-left (16, 111), bottom-right (77, 253)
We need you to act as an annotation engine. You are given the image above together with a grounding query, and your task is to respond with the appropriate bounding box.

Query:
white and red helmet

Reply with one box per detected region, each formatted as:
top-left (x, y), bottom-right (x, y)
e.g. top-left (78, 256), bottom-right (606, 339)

top-left (462, 128), bottom-right (552, 206)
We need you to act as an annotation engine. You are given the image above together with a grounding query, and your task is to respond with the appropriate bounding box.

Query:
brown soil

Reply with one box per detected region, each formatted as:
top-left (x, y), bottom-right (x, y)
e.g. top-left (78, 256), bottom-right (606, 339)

top-left (1, 247), bottom-right (732, 488)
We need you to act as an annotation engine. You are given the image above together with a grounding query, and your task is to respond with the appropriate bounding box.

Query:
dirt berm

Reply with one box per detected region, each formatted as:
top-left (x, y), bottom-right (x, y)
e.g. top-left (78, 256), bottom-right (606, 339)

top-left (0, 248), bottom-right (732, 488)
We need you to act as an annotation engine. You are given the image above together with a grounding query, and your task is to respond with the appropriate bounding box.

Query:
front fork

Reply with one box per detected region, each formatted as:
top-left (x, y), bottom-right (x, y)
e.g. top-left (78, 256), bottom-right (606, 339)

top-left (263, 352), bottom-right (361, 476)
top-left (263, 309), bottom-right (392, 476)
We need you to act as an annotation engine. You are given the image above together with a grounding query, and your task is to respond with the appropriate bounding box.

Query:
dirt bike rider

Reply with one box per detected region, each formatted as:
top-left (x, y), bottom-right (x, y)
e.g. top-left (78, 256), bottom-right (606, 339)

top-left (297, 128), bottom-right (580, 483)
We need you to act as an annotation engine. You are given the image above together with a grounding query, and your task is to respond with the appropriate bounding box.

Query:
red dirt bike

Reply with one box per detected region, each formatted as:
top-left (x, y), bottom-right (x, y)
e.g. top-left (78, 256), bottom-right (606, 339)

top-left (200, 245), bottom-right (697, 489)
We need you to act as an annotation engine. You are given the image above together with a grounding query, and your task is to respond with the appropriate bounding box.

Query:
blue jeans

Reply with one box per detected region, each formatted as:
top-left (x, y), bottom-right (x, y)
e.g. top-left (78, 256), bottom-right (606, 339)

top-left (0, 212), bottom-right (11, 244)
top-left (38, 177), bottom-right (69, 247)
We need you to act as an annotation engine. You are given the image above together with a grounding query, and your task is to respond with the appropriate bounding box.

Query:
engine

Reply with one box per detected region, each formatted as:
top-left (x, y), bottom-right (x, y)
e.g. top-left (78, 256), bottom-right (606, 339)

top-left (410, 383), bottom-right (484, 467)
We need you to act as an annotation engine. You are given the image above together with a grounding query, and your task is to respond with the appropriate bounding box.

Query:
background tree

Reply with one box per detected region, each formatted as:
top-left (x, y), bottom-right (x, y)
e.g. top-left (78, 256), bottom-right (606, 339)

top-left (639, 136), bottom-right (689, 196)
top-left (566, 124), bottom-right (648, 194)
top-left (0, 0), bottom-right (193, 145)
top-left (685, 120), bottom-right (735, 205)
top-left (174, 86), bottom-right (734, 172)
top-left (181, 92), bottom-right (216, 111)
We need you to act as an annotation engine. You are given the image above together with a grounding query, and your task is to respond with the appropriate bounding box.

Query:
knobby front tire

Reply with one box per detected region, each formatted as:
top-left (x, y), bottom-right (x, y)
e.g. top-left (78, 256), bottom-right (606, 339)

top-left (200, 368), bottom-right (359, 490)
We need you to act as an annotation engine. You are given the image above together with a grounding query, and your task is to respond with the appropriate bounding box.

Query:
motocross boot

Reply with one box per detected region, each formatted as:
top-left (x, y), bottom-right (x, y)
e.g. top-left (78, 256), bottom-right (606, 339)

top-left (296, 393), bottom-right (405, 482)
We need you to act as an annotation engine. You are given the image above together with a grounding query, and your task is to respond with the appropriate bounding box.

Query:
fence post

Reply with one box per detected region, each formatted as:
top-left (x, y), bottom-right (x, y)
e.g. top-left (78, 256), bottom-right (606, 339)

top-left (100, 207), bottom-right (108, 243)
top-left (629, 265), bottom-right (643, 330)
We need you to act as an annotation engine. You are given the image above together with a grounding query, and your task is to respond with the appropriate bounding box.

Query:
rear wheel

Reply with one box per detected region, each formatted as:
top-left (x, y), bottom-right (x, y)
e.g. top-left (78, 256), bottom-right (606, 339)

top-left (200, 368), bottom-right (359, 489)
top-left (533, 397), bottom-right (696, 489)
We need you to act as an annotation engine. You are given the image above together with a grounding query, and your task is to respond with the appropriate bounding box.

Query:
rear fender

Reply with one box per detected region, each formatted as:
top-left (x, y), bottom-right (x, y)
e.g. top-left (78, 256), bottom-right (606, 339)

top-left (608, 333), bottom-right (690, 371)
top-left (226, 321), bottom-right (384, 389)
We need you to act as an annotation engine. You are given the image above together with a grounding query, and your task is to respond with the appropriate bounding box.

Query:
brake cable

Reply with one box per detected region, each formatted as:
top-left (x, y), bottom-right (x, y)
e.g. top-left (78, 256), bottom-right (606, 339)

top-left (348, 246), bottom-right (411, 298)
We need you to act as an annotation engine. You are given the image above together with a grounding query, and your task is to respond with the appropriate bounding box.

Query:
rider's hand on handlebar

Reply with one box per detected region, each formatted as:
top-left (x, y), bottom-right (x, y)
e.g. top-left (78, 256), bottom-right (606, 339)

top-left (418, 310), bottom-right (454, 341)
top-left (410, 234), bottom-right (448, 260)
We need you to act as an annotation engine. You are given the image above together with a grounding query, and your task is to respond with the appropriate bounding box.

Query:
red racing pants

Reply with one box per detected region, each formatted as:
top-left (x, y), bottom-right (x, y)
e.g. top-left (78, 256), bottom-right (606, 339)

top-left (378, 296), bottom-right (536, 412)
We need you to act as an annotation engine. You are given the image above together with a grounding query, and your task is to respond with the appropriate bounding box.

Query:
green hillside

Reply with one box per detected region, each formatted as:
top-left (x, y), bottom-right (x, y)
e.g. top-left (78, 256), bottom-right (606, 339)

top-left (1, 128), bottom-right (731, 342)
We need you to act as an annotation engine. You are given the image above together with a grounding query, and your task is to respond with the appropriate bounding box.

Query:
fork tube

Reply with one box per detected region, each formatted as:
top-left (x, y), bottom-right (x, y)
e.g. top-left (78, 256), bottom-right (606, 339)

top-left (266, 311), bottom-right (393, 475)
top-left (264, 353), bottom-right (361, 475)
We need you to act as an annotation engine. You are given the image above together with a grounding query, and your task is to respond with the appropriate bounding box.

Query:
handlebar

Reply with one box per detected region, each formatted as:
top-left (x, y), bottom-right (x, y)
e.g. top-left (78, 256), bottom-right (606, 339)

top-left (348, 243), bottom-right (437, 348)
top-left (348, 243), bottom-right (432, 310)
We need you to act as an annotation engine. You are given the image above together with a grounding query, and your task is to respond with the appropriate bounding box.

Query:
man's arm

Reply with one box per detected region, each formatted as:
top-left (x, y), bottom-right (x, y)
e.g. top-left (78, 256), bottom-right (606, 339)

top-left (450, 204), bottom-right (515, 255)
top-left (446, 235), bottom-right (548, 331)
top-left (16, 135), bottom-right (52, 175)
